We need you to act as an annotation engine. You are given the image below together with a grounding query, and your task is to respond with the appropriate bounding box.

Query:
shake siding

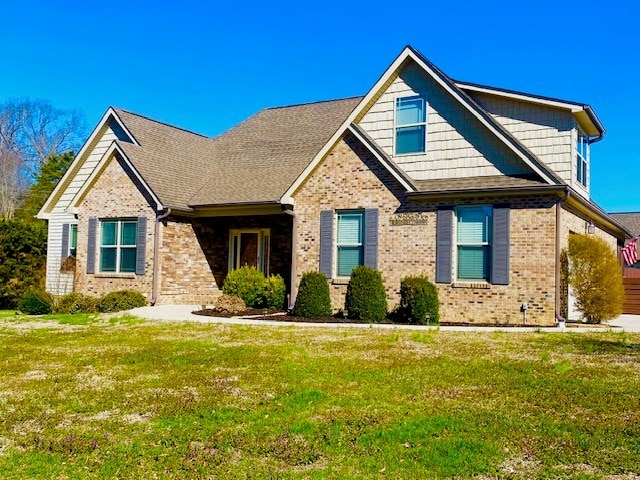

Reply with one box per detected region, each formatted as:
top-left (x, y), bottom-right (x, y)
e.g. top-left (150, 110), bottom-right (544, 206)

top-left (358, 61), bottom-right (529, 180)
top-left (45, 213), bottom-right (76, 295)
top-left (45, 120), bottom-right (132, 295)
top-left (469, 92), bottom-right (576, 186)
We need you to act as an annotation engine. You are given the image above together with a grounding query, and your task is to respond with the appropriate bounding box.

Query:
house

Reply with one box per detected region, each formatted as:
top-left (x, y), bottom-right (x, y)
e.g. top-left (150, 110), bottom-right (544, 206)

top-left (36, 46), bottom-right (632, 325)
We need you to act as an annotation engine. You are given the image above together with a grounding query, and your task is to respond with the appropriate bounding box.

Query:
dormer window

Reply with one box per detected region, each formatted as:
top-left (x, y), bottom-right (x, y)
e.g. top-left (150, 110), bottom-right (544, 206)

top-left (395, 96), bottom-right (427, 155)
top-left (576, 129), bottom-right (589, 187)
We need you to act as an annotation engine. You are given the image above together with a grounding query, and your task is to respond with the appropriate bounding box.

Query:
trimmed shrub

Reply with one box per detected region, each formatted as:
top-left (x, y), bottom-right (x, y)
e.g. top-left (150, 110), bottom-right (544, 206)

top-left (293, 271), bottom-right (332, 318)
top-left (98, 290), bottom-right (147, 313)
top-left (263, 274), bottom-right (286, 309)
top-left (19, 289), bottom-right (54, 315)
top-left (215, 294), bottom-right (246, 315)
top-left (222, 266), bottom-right (267, 308)
top-left (567, 234), bottom-right (624, 323)
top-left (55, 292), bottom-right (99, 314)
top-left (345, 265), bottom-right (387, 322)
top-left (399, 276), bottom-right (439, 324)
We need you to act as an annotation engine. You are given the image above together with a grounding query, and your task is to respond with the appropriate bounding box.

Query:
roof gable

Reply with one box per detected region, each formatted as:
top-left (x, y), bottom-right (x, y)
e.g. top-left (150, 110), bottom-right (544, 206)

top-left (37, 108), bottom-right (136, 219)
top-left (281, 46), bottom-right (563, 203)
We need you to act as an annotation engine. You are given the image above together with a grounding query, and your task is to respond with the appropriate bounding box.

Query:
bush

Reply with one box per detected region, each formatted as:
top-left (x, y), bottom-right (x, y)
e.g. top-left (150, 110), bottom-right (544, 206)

top-left (98, 290), bottom-right (147, 313)
top-left (567, 234), bottom-right (624, 323)
top-left (345, 265), bottom-right (387, 322)
top-left (263, 274), bottom-right (286, 309)
top-left (19, 289), bottom-right (54, 315)
top-left (223, 266), bottom-right (267, 308)
top-left (293, 272), bottom-right (332, 318)
top-left (55, 292), bottom-right (99, 314)
top-left (215, 294), bottom-right (246, 315)
top-left (399, 276), bottom-right (439, 324)
top-left (0, 220), bottom-right (47, 309)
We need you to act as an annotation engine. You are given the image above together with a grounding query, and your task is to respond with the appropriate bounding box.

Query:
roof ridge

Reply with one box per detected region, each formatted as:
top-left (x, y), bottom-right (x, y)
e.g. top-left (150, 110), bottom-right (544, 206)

top-left (454, 79), bottom-right (587, 108)
top-left (610, 211), bottom-right (640, 215)
top-left (112, 107), bottom-right (212, 140)
top-left (265, 95), bottom-right (364, 111)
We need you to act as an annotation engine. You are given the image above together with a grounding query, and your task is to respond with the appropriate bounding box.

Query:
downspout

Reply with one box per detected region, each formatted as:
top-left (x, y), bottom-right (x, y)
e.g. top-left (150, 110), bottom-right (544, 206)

top-left (282, 207), bottom-right (297, 310)
top-left (151, 208), bottom-right (172, 306)
top-left (555, 188), bottom-right (570, 320)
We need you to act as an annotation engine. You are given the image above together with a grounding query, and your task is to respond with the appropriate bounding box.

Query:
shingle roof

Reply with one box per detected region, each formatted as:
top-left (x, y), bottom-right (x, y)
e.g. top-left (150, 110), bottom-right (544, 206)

top-left (412, 175), bottom-right (547, 193)
top-left (112, 98), bottom-right (362, 210)
top-left (609, 212), bottom-right (640, 236)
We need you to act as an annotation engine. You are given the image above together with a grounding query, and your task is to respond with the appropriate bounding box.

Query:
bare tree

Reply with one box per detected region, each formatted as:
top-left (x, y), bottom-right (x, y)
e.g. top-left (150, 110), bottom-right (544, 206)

top-left (0, 148), bottom-right (28, 219)
top-left (0, 98), bottom-right (86, 219)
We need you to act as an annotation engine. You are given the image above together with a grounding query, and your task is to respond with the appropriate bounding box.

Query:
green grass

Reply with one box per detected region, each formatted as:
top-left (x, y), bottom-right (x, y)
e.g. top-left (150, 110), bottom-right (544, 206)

top-left (0, 312), bottom-right (639, 478)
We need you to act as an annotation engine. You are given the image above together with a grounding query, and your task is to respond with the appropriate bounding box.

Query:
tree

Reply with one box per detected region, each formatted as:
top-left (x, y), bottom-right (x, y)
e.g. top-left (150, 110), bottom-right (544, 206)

top-left (567, 234), bottom-right (624, 323)
top-left (15, 151), bottom-right (74, 221)
top-left (0, 98), bottom-right (85, 219)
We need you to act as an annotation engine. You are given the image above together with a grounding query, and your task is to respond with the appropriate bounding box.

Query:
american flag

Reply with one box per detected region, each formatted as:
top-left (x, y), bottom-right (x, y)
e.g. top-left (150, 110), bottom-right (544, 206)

top-left (622, 237), bottom-right (638, 266)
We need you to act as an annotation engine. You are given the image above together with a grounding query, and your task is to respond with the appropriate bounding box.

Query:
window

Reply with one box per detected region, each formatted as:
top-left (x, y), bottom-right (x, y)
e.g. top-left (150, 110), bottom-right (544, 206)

top-left (395, 96), bottom-right (426, 155)
top-left (576, 129), bottom-right (589, 187)
top-left (69, 224), bottom-right (78, 257)
top-left (99, 219), bottom-right (137, 273)
top-left (336, 211), bottom-right (364, 277)
top-left (457, 206), bottom-right (492, 281)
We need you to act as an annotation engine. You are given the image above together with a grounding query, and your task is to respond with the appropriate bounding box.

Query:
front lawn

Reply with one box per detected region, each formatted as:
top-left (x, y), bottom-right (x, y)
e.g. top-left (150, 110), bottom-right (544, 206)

top-left (0, 313), bottom-right (638, 478)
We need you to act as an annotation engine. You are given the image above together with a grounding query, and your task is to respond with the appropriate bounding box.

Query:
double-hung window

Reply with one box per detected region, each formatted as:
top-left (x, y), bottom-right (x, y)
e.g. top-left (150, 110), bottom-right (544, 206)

top-left (69, 224), bottom-right (78, 257)
top-left (99, 219), bottom-right (138, 273)
top-left (457, 206), bottom-right (492, 281)
top-left (395, 96), bottom-right (427, 155)
top-left (576, 129), bottom-right (589, 187)
top-left (336, 211), bottom-right (364, 277)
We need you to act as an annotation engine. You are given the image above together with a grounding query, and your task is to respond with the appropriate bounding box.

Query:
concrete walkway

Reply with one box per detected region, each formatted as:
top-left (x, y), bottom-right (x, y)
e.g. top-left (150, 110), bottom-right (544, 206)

top-left (126, 304), bottom-right (640, 332)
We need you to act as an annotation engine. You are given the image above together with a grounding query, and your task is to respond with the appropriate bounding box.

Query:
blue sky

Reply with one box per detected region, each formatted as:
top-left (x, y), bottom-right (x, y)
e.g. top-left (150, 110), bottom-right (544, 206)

top-left (1, 0), bottom-right (638, 211)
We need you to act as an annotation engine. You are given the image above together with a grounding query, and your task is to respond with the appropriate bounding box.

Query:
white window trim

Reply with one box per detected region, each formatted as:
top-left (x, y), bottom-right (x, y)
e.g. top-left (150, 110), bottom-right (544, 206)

top-left (393, 95), bottom-right (428, 157)
top-left (576, 126), bottom-right (589, 188)
top-left (334, 210), bottom-right (365, 279)
top-left (69, 224), bottom-right (78, 257)
top-left (98, 219), bottom-right (138, 274)
top-left (455, 205), bottom-right (492, 283)
top-left (228, 228), bottom-right (271, 275)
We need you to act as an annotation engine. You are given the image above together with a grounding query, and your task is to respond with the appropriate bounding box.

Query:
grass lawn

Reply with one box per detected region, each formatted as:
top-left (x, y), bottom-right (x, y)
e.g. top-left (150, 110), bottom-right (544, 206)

top-left (0, 313), bottom-right (639, 479)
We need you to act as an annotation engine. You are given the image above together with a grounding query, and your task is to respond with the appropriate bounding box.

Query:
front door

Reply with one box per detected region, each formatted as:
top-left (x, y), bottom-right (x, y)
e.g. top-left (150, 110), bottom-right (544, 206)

top-left (229, 229), bottom-right (270, 274)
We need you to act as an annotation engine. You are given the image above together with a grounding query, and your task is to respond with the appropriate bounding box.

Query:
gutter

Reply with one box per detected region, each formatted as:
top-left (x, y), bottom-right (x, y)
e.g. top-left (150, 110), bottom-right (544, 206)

top-left (282, 206), bottom-right (298, 310)
top-left (151, 207), bottom-right (172, 306)
top-left (555, 187), bottom-right (570, 319)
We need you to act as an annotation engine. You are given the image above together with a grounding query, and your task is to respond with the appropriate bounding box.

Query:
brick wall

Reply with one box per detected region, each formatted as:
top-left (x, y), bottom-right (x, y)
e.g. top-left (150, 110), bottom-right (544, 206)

top-left (75, 155), bottom-right (156, 299)
top-left (157, 215), bottom-right (292, 305)
top-left (293, 133), bottom-right (559, 325)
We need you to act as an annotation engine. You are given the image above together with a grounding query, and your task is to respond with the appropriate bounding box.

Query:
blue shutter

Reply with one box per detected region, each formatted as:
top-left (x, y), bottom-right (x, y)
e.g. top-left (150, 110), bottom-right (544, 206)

top-left (319, 210), bottom-right (333, 278)
top-left (86, 217), bottom-right (97, 274)
top-left (135, 217), bottom-right (147, 275)
top-left (61, 223), bottom-right (70, 258)
top-left (491, 205), bottom-right (510, 285)
top-left (364, 208), bottom-right (378, 269)
top-left (435, 207), bottom-right (453, 284)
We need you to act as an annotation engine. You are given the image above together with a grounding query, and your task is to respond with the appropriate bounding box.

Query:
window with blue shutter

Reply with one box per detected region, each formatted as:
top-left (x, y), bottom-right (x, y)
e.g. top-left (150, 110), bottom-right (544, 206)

top-left (336, 211), bottom-right (364, 277)
top-left (98, 219), bottom-right (141, 274)
top-left (457, 206), bottom-right (493, 281)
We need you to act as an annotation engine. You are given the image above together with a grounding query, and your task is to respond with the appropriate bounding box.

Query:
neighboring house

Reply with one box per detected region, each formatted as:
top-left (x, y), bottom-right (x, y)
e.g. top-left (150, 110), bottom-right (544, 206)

top-left (610, 212), bottom-right (640, 270)
top-left (37, 46), bottom-right (632, 325)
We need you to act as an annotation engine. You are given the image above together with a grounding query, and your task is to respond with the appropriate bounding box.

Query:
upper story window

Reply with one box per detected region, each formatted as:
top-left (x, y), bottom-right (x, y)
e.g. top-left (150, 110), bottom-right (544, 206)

top-left (576, 128), bottom-right (589, 187)
top-left (336, 211), bottom-right (364, 277)
top-left (395, 96), bottom-right (427, 155)
top-left (99, 219), bottom-right (138, 273)
top-left (457, 206), bottom-right (493, 281)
